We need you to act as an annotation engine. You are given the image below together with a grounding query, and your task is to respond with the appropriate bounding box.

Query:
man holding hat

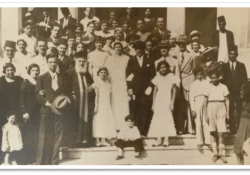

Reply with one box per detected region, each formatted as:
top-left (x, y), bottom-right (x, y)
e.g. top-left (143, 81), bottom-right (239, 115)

top-left (175, 34), bottom-right (195, 135)
top-left (222, 45), bottom-right (248, 134)
top-left (35, 52), bottom-right (64, 165)
top-left (126, 40), bottom-right (155, 137)
top-left (212, 15), bottom-right (235, 63)
top-left (57, 38), bottom-right (71, 75)
top-left (62, 51), bottom-right (95, 147)
top-left (155, 40), bottom-right (180, 78)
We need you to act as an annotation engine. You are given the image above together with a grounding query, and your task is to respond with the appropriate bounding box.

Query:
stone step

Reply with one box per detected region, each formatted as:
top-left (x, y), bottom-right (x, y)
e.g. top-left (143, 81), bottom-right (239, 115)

top-left (60, 145), bottom-right (235, 159)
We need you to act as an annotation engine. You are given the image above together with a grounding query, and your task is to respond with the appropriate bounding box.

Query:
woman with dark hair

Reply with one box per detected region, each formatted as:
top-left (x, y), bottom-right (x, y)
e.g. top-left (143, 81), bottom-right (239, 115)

top-left (105, 42), bottom-right (130, 130)
top-left (82, 21), bottom-right (97, 53)
top-left (148, 60), bottom-right (179, 146)
top-left (88, 36), bottom-right (110, 82)
top-left (75, 23), bottom-right (84, 38)
top-left (20, 63), bottom-right (40, 164)
top-left (234, 82), bottom-right (250, 165)
top-left (0, 63), bottom-right (23, 164)
top-left (143, 8), bottom-right (156, 33)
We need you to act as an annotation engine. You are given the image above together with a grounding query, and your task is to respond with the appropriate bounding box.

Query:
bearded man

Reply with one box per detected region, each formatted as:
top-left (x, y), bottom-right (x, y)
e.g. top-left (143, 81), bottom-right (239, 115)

top-left (62, 51), bottom-right (95, 147)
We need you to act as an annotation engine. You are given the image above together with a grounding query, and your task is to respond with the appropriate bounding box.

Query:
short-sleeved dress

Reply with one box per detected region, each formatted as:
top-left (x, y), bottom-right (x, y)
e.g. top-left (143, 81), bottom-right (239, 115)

top-left (148, 73), bottom-right (180, 137)
top-left (92, 78), bottom-right (117, 138)
top-left (1, 123), bottom-right (23, 152)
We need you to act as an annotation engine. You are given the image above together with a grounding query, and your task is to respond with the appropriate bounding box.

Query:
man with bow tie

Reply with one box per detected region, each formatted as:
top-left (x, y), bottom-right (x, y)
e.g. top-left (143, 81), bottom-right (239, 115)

top-left (175, 34), bottom-right (195, 135)
top-left (222, 45), bottom-right (248, 134)
top-left (35, 53), bottom-right (63, 165)
top-left (62, 51), bottom-right (95, 147)
top-left (126, 40), bottom-right (155, 137)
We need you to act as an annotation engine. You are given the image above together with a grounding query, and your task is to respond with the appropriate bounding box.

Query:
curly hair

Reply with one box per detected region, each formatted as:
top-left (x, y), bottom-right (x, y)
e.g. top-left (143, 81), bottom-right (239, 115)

top-left (27, 63), bottom-right (40, 75)
top-left (241, 82), bottom-right (250, 101)
top-left (97, 67), bottom-right (109, 76)
top-left (125, 115), bottom-right (135, 122)
top-left (156, 60), bottom-right (170, 72)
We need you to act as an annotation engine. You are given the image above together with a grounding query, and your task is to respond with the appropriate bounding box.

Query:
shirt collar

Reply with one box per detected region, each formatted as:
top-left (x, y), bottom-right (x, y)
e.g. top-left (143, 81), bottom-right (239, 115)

top-left (137, 55), bottom-right (143, 60)
top-left (49, 70), bottom-right (57, 77)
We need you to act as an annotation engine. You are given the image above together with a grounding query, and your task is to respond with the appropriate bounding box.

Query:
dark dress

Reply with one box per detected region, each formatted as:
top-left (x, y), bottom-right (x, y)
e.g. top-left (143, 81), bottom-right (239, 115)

top-left (0, 76), bottom-right (23, 163)
top-left (20, 79), bottom-right (40, 164)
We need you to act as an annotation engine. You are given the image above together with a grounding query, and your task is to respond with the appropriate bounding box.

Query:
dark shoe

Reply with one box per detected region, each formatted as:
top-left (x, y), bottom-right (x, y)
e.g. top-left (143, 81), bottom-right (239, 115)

top-left (116, 156), bottom-right (124, 160)
top-left (220, 155), bottom-right (228, 163)
top-left (212, 155), bottom-right (219, 163)
top-left (135, 155), bottom-right (142, 160)
top-left (163, 143), bottom-right (169, 147)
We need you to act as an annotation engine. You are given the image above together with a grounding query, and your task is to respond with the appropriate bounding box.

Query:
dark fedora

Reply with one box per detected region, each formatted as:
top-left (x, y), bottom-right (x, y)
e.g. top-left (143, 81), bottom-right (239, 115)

top-left (176, 35), bottom-right (189, 45)
top-left (189, 30), bottom-right (202, 40)
top-left (158, 40), bottom-right (172, 48)
top-left (133, 40), bottom-right (145, 50)
top-left (200, 46), bottom-right (218, 58)
top-left (4, 40), bottom-right (16, 50)
top-left (126, 33), bottom-right (140, 43)
top-left (51, 95), bottom-right (71, 115)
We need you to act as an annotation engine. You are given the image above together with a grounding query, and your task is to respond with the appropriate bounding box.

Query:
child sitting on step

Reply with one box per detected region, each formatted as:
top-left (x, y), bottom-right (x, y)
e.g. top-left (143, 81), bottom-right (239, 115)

top-left (204, 70), bottom-right (229, 164)
top-left (114, 115), bottom-right (144, 160)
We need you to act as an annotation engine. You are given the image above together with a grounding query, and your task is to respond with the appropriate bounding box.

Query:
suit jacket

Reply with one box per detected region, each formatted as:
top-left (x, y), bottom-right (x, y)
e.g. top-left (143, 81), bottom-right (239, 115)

top-left (223, 61), bottom-right (248, 95)
top-left (126, 55), bottom-right (156, 94)
top-left (212, 29), bottom-right (235, 54)
top-left (35, 72), bottom-right (63, 114)
top-left (59, 17), bottom-right (77, 29)
top-left (176, 51), bottom-right (195, 91)
top-left (39, 16), bottom-right (57, 38)
top-left (58, 55), bottom-right (71, 75)
top-left (151, 28), bottom-right (171, 40)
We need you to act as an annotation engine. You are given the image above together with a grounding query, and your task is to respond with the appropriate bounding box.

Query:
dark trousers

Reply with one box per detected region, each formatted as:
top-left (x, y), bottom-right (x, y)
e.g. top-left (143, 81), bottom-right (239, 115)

top-left (114, 139), bottom-right (144, 152)
top-left (130, 92), bottom-right (153, 136)
top-left (229, 94), bottom-right (242, 133)
top-left (36, 112), bottom-right (63, 165)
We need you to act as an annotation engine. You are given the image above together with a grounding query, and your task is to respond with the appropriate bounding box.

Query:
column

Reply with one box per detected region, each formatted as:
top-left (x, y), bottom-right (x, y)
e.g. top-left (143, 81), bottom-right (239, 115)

top-left (58, 7), bottom-right (78, 21)
top-left (167, 8), bottom-right (185, 36)
top-left (1, 7), bottom-right (22, 47)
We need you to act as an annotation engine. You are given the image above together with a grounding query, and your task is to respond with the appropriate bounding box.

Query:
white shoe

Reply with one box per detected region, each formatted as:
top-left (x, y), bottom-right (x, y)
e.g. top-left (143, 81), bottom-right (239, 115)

top-left (11, 161), bottom-right (17, 165)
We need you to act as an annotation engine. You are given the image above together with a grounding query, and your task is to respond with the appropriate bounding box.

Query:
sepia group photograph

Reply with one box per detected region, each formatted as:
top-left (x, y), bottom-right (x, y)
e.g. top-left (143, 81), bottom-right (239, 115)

top-left (0, 1), bottom-right (249, 169)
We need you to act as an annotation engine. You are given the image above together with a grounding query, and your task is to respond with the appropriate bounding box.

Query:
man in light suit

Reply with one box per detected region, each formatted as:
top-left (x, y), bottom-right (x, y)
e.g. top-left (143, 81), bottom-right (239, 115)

top-left (222, 45), bottom-right (248, 134)
top-left (126, 40), bottom-right (156, 137)
top-left (175, 35), bottom-right (195, 135)
top-left (212, 15), bottom-right (235, 63)
top-left (35, 53), bottom-right (63, 165)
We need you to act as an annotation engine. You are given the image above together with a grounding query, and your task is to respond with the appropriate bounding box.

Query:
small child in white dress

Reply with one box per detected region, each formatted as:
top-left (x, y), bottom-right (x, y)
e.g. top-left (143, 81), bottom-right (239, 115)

top-left (148, 60), bottom-right (180, 147)
top-left (92, 67), bottom-right (117, 147)
top-left (1, 113), bottom-right (23, 165)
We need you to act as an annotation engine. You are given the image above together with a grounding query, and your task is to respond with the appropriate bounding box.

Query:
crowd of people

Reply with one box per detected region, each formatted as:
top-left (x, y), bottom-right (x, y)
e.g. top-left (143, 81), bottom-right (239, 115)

top-left (0, 7), bottom-right (249, 165)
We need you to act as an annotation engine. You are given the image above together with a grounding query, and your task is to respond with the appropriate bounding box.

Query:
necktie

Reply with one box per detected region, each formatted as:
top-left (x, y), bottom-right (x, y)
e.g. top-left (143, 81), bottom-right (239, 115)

top-left (231, 62), bottom-right (235, 76)
top-left (52, 74), bottom-right (59, 91)
top-left (181, 53), bottom-right (184, 65)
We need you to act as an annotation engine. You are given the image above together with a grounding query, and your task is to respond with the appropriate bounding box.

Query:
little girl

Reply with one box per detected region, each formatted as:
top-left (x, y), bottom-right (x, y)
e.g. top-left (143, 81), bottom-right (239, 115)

top-left (1, 112), bottom-right (23, 165)
top-left (92, 67), bottom-right (117, 147)
top-left (148, 61), bottom-right (179, 147)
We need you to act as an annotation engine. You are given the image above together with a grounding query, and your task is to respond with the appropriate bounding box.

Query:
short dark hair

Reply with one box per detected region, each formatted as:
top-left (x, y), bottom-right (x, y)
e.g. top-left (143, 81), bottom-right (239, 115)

top-left (97, 67), bottom-right (109, 76)
top-left (75, 51), bottom-right (87, 59)
top-left (46, 53), bottom-right (58, 62)
top-left (125, 115), bottom-right (135, 122)
top-left (75, 23), bottom-right (84, 31)
top-left (193, 66), bottom-right (203, 76)
top-left (87, 21), bottom-right (95, 27)
top-left (241, 82), bottom-right (250, 101)
top-left (51, 24), bottom-right (61, 31)
top-left (3, 62), bottom-right (16, 74)
top-left (23, 21), bottom-right (33, 28)
top-left (157, 60), bottom-right (170, 72)
top-left (95, 36), bottom-right (104, 44)
top-left (6, 110), bottom-right (16, 119)
top-left (113, 42), bottom-right (123, 49)
top-left (27, 63), bottom-right (40, 75)
top-left (208, 69), bottom-right (220, 78)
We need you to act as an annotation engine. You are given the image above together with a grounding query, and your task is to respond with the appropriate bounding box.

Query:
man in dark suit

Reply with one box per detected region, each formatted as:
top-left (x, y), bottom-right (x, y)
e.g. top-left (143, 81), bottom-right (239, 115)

top-left (120, 8), bottom-right (137, 30)
top-left (57, 38), bottom-right (71, 75)
top-left (62, 51), bottom-right (95, 147)
top-left (212, 15), bottom-right (235, 63)
top-left (38, 8), bottom-right (57, 39)
top-left (126, 40), bottom-right (156, 137)
top-left (151, 17), bottom-right (171, 41)
top-left (59, 7), bottom-right (77, 36)
top-left (47, 24), bottom-right (61, 48)
top-left (35, 53), bottom-right (63, 165)
top-left (222, 45), bottom-right (248, 134)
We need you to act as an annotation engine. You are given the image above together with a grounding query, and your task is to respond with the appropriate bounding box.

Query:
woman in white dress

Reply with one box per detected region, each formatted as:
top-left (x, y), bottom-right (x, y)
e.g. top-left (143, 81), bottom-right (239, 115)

top-left (92, 67), bottom-right (117, 147)
top-left (105, 42), bottom-right (130, 130)
top-left (88, 36), bottom-right (110, 82)
top-left (148, 60), bottom-right (179, 147)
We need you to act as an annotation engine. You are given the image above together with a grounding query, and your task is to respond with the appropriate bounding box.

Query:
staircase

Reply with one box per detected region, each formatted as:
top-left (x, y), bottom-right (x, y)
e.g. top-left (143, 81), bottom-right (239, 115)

top-left (59, 134), bottom-right (242, 165)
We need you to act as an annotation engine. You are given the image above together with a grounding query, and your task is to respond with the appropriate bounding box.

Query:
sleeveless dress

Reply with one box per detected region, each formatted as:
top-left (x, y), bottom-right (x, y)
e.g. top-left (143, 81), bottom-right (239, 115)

top-left (148, 73), bottom-right (180, 137)
top-left (92, 78), bottom-right (117, 138)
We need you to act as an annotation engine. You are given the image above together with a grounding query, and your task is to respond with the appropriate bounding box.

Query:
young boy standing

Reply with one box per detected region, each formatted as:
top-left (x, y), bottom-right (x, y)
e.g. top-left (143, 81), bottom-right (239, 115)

top-left (114, 115), bottom-right (144, 160)
top-left (205, 70), bottom-right (229, 163)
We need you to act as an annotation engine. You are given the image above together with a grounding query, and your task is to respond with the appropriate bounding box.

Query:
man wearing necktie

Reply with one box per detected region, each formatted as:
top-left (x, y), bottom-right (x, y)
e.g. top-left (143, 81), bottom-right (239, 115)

top-left (59, 8), bottom-right (77, 32)
top-left (38, 8), bottom-right (56, 39)
top-left (35, 53), bottom-right (63, 165)
top-left (175, 35), bottom-right (195, 135)
top-left (62, 51), bottom-right (95, 147)
top-left (222, 45), bottom-right (248, 134)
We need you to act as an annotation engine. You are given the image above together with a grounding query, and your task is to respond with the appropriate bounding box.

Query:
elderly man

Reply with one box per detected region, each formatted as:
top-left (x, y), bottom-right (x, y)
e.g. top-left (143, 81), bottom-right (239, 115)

top-left (80, 7), bottom-right (100, 32)
top-left (175, 35), bottom-right (195, 135)
top-left (212, 16), bottom-right (235, 63)
top-left (222, 45), bottom-right (248, 134)
top-left (152, 17), bottom-right (171, 40)
top-left (63, 51), bottom-right (95, 147)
